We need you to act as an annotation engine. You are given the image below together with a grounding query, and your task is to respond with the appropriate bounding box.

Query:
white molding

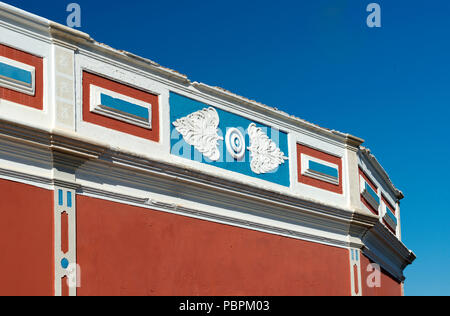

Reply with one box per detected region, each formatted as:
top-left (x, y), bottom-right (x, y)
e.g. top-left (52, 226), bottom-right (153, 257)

top-left (301, 153), bottom-right (339, 185)
top-left (0, 1), bottom-right (366, 153)
top-left (359, 148), bottom-right (402, 200)
top-left (349, 248), bottom-right (362, 296)
top-left (381, 201), bottom-right (398, 232)
top-left (89, 84), bottom-right (152, 129)
top-left (0, 55), bottom-right (35, 95)
top-left (0, 118), bottom-right (415, 282)
top-left (383, 213), bottom-right (397, 231)
top-left (54, 186), bottom-right (77, 297)
top-left (362, 222), bottom-right (415, 282)
top-left (360, 175), bottom-right (380, 212)
top-left (0, 2), bottom-right (417, 287)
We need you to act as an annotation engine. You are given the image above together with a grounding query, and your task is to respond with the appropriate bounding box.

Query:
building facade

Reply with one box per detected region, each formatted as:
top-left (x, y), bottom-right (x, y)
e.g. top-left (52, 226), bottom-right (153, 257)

top-left (0, 3), bottom-right (415, 296)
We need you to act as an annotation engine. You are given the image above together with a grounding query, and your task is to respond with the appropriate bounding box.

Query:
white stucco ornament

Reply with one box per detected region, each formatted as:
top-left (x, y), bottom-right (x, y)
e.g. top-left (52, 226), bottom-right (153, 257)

top-left (225, 128), bottom-right (246, 160)
top-left (173, 107), bottom-right (223, 161)
top-left (247, 123), bottom-right (288, 174)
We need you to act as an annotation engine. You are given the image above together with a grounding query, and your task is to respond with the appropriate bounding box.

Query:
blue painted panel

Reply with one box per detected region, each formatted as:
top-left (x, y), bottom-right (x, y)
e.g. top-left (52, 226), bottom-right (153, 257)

top-left (0, 62), bottom-right (32, 85)
top-left (365, 182), bottom-right (379, 204)
top-left (385, 207), bottom-right (398, 225)
top-left (67, 191), bottom-right (72, 208)
top-left (100, 93), bottom-right (149, 120)
top-left (170, 92), bottom-right (290, 187)
top-left (58, 189), bottom-right (63, 206)
top-left (308, 160), bottom-right (338, 178)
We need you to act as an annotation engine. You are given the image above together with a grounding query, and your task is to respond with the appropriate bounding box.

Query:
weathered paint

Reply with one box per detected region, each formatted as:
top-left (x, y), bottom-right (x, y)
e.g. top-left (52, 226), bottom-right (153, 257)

top-left (77, 195), bottom-right (351, 296)
top-left (0, 44), bottom-right (43, 109)
top-left (0, 179), bottom-right (53, 296)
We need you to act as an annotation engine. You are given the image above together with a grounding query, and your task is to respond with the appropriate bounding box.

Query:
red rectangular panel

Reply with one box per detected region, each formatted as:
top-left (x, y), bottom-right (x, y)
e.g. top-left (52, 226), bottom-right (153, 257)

top-left (0, 179), bottom-right (53, 296)
top-left (297, 144), bottom-right (343, 194)
top-left (359, 168), bottom-right (379, 215)
top-left (0, 44), bottom-right (43, 110)
top-left (77, 195), bottom-right (351, 296)
top-left (82, 71), bottom-right (159, 142)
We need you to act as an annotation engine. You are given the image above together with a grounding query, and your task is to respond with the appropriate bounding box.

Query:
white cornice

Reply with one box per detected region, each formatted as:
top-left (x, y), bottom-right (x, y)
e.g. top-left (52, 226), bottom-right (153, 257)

top-left (0, 2), bottom-right (414, 281)
top-left (362, 222), bottom-right (416, 282)
top-left (359, 147), bottom-right (404, 200)
top-left (1, 2), bottom-right (364, 150)
top-left (0, 118), bottom-right (414, 279)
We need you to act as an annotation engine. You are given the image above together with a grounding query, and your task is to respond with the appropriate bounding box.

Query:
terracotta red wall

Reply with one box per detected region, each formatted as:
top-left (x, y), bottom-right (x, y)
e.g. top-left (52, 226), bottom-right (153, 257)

top-left (77, 195), bottom-right (351, 296)
top-left (0, 179), bottom-right (53, 296)
top-left (360, 253), bottom-right (402, 296)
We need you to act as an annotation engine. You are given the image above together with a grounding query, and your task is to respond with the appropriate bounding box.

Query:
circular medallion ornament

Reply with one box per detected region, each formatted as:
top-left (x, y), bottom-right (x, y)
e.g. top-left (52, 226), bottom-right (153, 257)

top-left (225, 128), bottom-right (245, 160)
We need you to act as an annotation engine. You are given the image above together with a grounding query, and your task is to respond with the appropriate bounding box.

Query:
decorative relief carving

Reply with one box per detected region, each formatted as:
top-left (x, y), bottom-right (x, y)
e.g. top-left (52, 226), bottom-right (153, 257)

top-left (173, 107), bottom-right (223, 161)
top-left (247, 123), bottom-right (288, 174)
top-left (225, 128), bottom-right (245, 160)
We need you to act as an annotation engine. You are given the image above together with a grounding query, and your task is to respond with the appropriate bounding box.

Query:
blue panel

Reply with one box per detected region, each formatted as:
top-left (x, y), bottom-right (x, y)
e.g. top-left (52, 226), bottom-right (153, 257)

top-left (67, 191), bottom-right (72, 208)
top-left (170, 92), bottom-right (290, 187)
top-left (0, 62), bottom-right (32, 85)
top-left (365, 182), bottom-right (379, 204)
top-left (100, 94), bottom-right (149, 120)
top-left (308, 160), bottom-right (338, 178)
top-left (58, 189), bottom-right (63, 206)
top-left (385, 207), bottom-right (398, 225)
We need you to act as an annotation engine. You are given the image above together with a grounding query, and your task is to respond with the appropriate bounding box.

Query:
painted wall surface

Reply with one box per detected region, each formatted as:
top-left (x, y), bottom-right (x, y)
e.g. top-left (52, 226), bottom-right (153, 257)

top-left (0, 179), bottom-right (53, 296)
top-left (170, 92), bottom-right (290, 187)
top-left (82, 71), bottom-right (160, 142)
top-left (77, 195), bottom-right (350, 296)
top-left (297, 144), bottom-right (343, 194)
top-left (0, 44), bottom-right (43, 110)
top-left (360, 253), bottom-right (402, 296)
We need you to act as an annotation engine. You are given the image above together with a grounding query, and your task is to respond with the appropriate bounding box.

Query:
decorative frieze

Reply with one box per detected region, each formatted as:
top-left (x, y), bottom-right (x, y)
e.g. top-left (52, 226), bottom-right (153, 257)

top-left (247, 123), bottom-right (288, 174)
top-left (172, 107), bottom-right (222, 161)
top-left (170, 92), bottom-right (290, 186)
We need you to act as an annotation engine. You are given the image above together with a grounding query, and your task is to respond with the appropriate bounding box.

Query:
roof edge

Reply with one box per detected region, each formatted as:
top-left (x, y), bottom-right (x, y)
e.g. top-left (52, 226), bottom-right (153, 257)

top-left (1, 2), bottom-right (365, 148)
top-left (360, 147), bottom-right (404, 200)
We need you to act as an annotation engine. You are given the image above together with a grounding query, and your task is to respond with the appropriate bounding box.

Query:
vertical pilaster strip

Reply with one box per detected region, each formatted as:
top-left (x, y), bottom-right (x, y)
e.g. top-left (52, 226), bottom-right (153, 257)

top-left (54, 186), bottom-right (77, 296)
top-left (349, 248), bottom-right (363, 296)
top-left (396, 201), bottom-right (402, 240)
top-left (345, 146), bottom-right (362, 212)
top-left (53, 45), bottom-right (76, 130)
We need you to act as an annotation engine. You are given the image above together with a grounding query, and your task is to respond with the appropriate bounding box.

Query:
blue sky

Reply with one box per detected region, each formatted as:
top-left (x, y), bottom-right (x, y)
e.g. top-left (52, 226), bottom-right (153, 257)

top-left (4, 0), bottom-right (449, 296)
